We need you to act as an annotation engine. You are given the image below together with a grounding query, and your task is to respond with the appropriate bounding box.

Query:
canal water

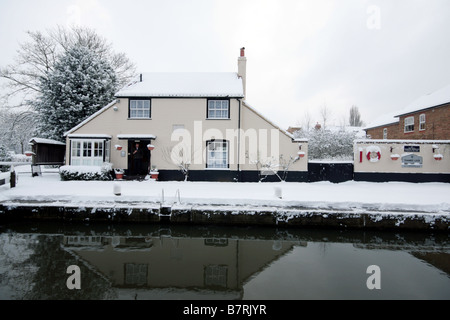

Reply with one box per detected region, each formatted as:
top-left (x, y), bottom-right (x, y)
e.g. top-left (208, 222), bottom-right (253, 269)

top-left (0, 222), bottom-right (449, 300)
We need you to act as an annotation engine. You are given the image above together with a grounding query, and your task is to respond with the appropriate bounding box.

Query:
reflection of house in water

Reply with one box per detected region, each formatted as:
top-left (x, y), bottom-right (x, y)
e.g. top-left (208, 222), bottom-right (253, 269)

top-left (62, 234), bottom-right (306, 299)
top-left (353, 243), bottom-right (450, 276)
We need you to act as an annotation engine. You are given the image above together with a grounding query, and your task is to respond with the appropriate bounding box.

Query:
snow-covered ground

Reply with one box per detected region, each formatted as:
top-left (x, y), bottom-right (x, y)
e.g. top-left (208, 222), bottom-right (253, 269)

top-left (0, 165), bottom-right (449, 215)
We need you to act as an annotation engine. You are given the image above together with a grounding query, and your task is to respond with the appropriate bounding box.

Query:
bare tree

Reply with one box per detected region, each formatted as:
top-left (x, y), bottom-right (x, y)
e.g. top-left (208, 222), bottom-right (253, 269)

top-left (249, 152), bottom-right (299, 182)
top-left (320, 103), bottom-right (332, 130)
top-left (0, 25), bottom-right (136, 109)
top-left (302, 109), bottom-right (312, 131)
top-left (0, 108), bottom-right (37, 153)
top-left (278, 154), bottom-right (300, 181)
top-left (162, 144), bottom-right (199, 182)
top-left (349, 105), bottom-right (363, 127)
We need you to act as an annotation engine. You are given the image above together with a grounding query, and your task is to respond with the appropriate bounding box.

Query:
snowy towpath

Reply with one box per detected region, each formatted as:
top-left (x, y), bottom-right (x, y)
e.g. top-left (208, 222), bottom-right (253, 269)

top-left (0, 168), bottom-right (449, 215)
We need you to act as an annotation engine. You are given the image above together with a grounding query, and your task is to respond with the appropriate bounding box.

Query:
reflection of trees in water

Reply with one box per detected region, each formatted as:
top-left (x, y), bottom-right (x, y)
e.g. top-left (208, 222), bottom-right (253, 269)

top-left (12, 234), bottom-right (116, 300)
top-left (0, 233), bottom-right (37, 299)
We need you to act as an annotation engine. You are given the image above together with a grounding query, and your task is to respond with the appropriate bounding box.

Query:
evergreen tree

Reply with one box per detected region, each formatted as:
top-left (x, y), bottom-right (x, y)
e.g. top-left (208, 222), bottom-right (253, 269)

top-left (33, 45), bottom-right (117, 141)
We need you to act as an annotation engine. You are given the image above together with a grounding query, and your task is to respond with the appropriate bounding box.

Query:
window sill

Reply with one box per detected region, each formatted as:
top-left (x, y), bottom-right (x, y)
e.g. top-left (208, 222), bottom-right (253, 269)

top-left (404, 131), bottom-right (415, 134)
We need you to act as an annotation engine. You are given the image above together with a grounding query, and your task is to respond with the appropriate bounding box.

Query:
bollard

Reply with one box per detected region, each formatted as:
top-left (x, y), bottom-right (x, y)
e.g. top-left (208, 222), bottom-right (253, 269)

top-left (113, 182), bottom-right (121, 196)
top-left (274, 187), bottom-right (282, 199)
top-left (10, 166), bottom-right (16, 188)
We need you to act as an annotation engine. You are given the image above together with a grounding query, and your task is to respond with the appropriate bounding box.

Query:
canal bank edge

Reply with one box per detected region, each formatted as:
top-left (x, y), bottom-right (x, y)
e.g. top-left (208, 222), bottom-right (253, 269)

top-left (0, 202), bottom-right (448, 231)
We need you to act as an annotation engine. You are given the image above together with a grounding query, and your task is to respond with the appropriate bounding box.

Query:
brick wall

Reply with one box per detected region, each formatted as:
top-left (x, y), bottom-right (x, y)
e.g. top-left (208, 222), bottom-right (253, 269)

top-left (366, 103), bottom-right (450, 140)
top-left (365, 122), bottom-right (400, 139)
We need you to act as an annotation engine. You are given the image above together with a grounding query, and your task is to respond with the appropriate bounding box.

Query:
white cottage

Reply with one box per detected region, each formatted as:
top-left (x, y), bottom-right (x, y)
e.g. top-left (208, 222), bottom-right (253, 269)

top-left (64, 48), bottom-right (308, 182)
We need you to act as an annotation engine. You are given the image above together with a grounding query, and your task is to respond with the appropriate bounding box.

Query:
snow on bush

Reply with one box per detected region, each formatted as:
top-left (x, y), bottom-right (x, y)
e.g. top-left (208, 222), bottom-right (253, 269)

top-left (295, 128), bottom-right (357, 160)
top-left (10, 153), bottom-right (32, 163)
top-left (59, 163), bottom-right (113, 181)
top-left (0, 144), bottom-right (13, 172)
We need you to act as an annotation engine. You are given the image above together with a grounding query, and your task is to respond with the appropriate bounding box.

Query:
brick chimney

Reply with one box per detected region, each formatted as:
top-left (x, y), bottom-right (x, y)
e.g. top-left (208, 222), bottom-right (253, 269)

top-left (238, 47), bottom-right (247, 99)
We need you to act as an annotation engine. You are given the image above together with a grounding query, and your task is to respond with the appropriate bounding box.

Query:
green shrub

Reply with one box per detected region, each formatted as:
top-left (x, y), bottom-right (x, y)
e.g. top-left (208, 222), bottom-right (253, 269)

top-left (59, 163), bottom-right (113, 181)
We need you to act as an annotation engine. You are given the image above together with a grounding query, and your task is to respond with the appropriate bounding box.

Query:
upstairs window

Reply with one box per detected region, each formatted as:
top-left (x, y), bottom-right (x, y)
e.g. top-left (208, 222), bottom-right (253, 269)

top-left (419, 114), bottom-right (426, 131)
top-left (207, 100), bottom-right (229, 119)
top-left (383, 128), bottom-right (388, 139)
top-left (404, 116), bottom-right (414, 133)
top-left (129, 99), bottom-right (151, 119)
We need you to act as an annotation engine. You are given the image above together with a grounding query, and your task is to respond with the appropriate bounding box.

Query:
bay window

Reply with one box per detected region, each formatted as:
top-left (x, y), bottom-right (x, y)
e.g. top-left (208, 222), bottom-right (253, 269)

top-left (71, 139), bottom-right (106, 166)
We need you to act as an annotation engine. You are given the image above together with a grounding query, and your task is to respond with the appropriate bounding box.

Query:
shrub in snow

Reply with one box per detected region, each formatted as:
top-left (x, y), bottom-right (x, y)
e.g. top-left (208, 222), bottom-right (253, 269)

top-left (10, 153), bottom-right (32, 163)
top-left (59, 163), bottom-right (113, 181)
top-left (295, 128), bottom-right (356, 161)
top-left (0, 144), bottom-right (13, 172)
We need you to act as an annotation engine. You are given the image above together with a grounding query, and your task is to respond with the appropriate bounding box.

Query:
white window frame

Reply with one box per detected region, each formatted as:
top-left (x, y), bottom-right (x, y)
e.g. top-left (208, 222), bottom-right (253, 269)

top-left (206, 140), bottom-right (229, 169)
top-left (404, 116), bottom-right (414, 133)
top-left (419, 114), bottom-right (426, 131)
top-left (129, 99), bottom-right (151, 119)
top-left (71, 139), bottom-right (105, 166)
top-left (204, 265), bottom-right (228, 288)
top-left (207, 100), bottom-right (229, 119)
top-left (124, 263), bottom-right (148, 286)
top-left (383, 128), bottom-right (387, 139)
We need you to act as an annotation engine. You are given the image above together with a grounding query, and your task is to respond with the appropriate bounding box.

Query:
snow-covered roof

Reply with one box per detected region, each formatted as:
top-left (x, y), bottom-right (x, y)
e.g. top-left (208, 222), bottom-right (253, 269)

top-left (363, 111), bottom-right (399, 130)
top-left (354, 139), bottom-right (450, 144)
top-left (29, 137), bottom-right (66, 145)
top-left (117, 134), bottom-right (157, 140)
top-left (67, 134), bottom-right (112, 139)
top-left (115, 72), bottom-right (244, 98)
top-left (395, 83), bottom-right (450, 116)
top-left (364, 84), bottom-right (450, 130)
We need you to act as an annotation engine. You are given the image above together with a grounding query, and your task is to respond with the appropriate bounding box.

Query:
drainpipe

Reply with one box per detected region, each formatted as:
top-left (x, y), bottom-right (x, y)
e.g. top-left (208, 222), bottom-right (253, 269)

top-left (237, 98), bottom-right (242, 182)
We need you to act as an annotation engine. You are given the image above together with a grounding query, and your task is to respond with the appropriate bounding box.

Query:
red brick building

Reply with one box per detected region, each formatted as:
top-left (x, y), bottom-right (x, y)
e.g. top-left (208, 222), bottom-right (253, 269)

top-left (365, 84), bottom-right (450, 140)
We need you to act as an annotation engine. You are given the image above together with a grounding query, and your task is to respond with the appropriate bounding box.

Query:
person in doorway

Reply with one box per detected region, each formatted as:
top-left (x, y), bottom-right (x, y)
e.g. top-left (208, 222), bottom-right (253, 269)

top-left (133, 142), bottom-right (144, 176)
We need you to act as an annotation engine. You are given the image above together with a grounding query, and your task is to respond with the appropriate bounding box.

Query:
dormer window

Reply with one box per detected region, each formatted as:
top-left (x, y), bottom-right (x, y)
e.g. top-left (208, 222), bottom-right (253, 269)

top-left (207, 99), bottom-right (229, 119)
top-left (129, 99), bottom-right (151, 119)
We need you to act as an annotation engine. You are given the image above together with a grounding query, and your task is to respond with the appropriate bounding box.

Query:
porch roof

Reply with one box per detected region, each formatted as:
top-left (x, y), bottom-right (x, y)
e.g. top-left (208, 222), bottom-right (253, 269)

top-left (67, 134), bottom-right (112, 139)
top-left (117, 134), bottom-right (157, 140)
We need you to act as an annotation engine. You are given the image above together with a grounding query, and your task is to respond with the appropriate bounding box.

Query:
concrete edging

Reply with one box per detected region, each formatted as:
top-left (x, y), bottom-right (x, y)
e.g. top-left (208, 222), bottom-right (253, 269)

top-left (0, 203), bottom-right (448, 231)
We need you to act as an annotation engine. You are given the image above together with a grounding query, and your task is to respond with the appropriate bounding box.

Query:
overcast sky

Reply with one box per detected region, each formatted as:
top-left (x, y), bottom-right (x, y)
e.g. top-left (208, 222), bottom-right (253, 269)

top-left (1, 0), bottom-right (449, 130)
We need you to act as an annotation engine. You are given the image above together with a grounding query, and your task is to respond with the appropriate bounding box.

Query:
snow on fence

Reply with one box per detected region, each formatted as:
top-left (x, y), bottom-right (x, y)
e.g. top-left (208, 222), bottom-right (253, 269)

top-left (0, 170), bottom-right (17, 188)
top-left (354, 139), bottom-right (450, 182)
